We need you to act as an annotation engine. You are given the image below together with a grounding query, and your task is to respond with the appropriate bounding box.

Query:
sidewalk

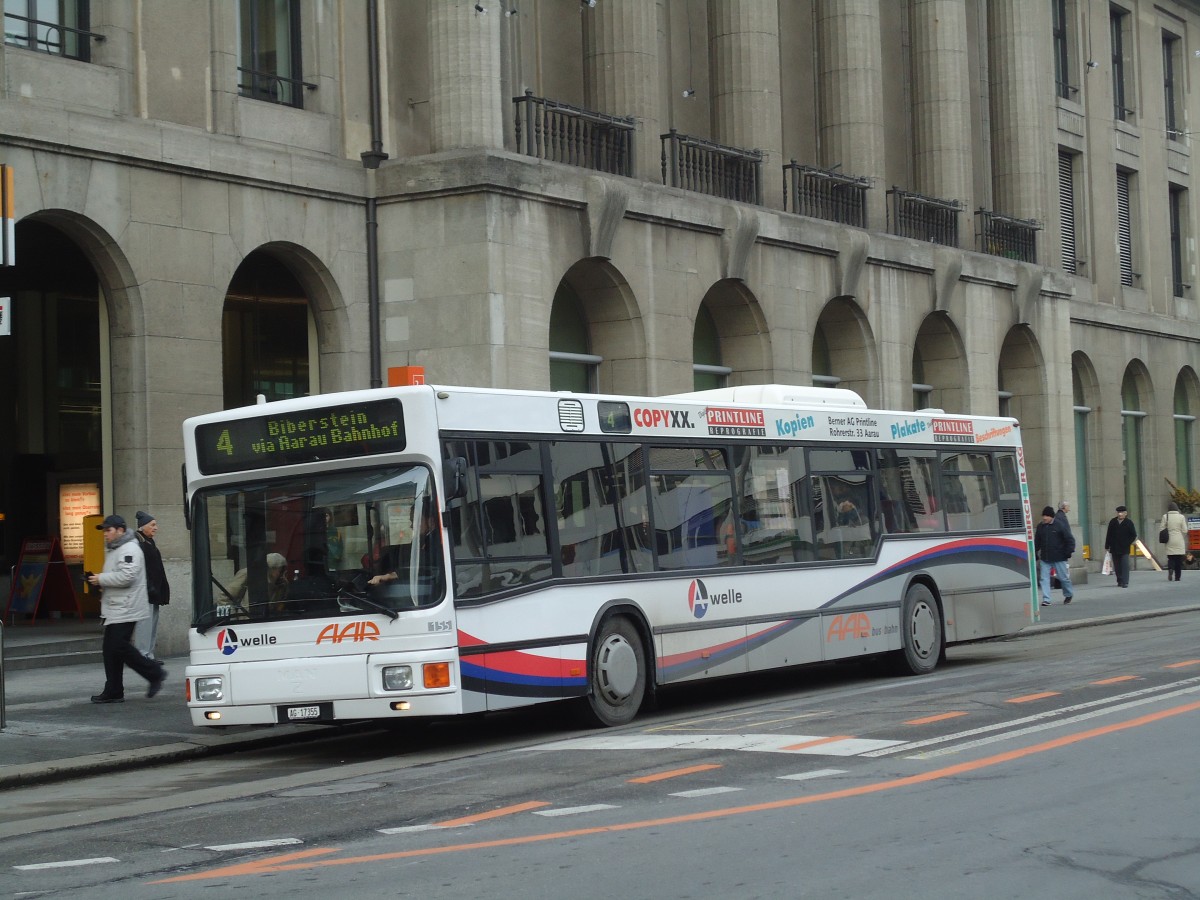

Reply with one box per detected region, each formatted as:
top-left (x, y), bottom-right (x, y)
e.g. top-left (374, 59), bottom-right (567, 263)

top-left (1, 573), bottom-right (1196, 790)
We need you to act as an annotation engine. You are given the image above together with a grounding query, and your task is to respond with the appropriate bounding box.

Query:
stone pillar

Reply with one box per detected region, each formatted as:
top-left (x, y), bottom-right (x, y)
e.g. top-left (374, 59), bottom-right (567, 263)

top-left (709, 0), bottom-right (784, 207)
top-left (987, 0), bottom-right (1053, 224)
top-left (910, 0), bottom-right (972, 217)
top-left (817, 0), bottom-right (885, 226)
top-left (428, 0), bottom-right (504, 151)
top-left (584, 0), bottom-right (660, 180)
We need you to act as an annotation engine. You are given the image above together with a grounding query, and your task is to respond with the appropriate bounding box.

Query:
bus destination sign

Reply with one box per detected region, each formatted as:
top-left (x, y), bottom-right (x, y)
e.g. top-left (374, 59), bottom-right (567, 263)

top-left (195, 399), bottom-right (406, 475)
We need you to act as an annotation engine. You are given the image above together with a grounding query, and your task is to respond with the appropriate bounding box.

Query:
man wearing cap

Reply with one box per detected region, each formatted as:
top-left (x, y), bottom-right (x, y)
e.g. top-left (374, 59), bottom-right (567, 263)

top-left (1104, 505), bottom-right (1138, 588)
top-left (133, 511), bottom-right (170, 660)
top-left (1034, 505), bottom-right (1075, 607)
top-left (86, 514), bottom-right (167, 703)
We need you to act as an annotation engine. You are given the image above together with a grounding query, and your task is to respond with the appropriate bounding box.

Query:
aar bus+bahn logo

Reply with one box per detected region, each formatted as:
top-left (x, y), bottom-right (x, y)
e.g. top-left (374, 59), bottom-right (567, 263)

top-left (686, 578), bottom-right (743, 619)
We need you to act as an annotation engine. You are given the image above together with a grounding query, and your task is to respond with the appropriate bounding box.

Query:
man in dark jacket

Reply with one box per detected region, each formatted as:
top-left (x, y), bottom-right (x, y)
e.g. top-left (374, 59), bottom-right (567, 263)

top-left (1035, 505), bottom-right (1075, 607)
top-left (133, 510), bottom-right (170, 659)
top-left (1104, 505), bottom-right (1138, 588)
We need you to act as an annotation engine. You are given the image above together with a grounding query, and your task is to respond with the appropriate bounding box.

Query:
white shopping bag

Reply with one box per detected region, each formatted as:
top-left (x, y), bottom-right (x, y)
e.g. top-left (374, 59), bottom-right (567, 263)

top-left (1101, 550), bottom-right (1114, 576)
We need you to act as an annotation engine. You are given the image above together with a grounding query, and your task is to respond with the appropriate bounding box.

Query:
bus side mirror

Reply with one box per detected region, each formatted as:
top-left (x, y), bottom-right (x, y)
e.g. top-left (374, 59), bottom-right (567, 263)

top-left (443, 457), bottom-right (468, 501)
top-left (181, 462), bottom-right (192, 531)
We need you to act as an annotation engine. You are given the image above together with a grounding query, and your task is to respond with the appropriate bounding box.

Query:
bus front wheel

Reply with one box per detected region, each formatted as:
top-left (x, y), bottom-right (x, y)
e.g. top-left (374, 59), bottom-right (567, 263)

top-left (583, 616), bottom-right (647, 727)
top-left (894, 583), bottom-right (942, 676)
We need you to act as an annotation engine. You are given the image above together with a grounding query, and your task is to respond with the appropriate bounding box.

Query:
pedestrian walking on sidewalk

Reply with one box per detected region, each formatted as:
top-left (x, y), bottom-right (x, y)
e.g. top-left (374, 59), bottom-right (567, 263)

top-left (133, 510), bottom-right (170, 659)
top-left (1104, 505), bottom-right (1138, 589)
top-left (1160, 502), bottom-right (1189, 582)
top-left (1035, 505), bottom-right (1075, 606)
top-left (86, 514), bottom-right (167, 703)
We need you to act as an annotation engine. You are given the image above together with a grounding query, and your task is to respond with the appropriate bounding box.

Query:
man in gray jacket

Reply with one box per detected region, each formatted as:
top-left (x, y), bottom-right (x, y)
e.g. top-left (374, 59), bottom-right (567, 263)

top-left (86, 514), bottom-right (167, 703)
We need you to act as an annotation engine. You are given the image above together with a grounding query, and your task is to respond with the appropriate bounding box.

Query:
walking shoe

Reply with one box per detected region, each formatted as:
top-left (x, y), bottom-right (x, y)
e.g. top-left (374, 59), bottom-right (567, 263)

top-left (90, 693), bottom-right (124, 704)
top-left (147, 666), bottom-right (167, 699)
top-left (1064, 595), bottom-right (1073, 604)
top-left (1041, 599), bottom-right (1051, 607)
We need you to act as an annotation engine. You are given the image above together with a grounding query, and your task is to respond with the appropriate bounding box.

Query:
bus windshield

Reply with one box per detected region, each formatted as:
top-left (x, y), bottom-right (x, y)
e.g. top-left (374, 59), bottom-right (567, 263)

top-left (191, 464), bottom-right (444, 629)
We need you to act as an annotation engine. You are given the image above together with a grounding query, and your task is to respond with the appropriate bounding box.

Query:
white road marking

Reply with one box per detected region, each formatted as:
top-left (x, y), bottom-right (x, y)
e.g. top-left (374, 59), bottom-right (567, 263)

top-left (203, 838), bottom-right (303, 852)
top-left (532, 804), bottom-right (619, 817)
top-left (861, 675), bottom-right (1200, 758)
top-left (669, 786), bottom-right (743, 798)
top-left (912, 683), bottom-right (1200, 759)
top-left (378, 823), bottom-right (462, 835)
top-left (534, 733), bottom-right (903, 756)
top-left (778, 768), bottom-right (847, 781)
top-left (14, 857), bottom-right (118, 871)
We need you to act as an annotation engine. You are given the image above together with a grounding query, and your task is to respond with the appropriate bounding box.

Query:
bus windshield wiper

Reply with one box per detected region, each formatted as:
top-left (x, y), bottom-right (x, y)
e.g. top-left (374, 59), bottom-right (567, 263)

top-left (194, 599), bottom-right (276, 635)
top-left (337, 584), bottom-right (399, 620)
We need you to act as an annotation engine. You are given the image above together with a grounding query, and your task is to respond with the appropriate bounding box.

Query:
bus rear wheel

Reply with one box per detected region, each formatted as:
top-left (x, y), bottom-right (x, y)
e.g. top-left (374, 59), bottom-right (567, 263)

top-left (583, 616), bottom-right (647, 727)
top-left (894, 583), bottom-right (942, 675)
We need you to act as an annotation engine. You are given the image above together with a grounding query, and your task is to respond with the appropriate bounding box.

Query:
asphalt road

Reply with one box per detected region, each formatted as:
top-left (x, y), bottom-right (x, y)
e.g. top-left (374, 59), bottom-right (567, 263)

top-left (3, 613), bottom-right (1199, 899)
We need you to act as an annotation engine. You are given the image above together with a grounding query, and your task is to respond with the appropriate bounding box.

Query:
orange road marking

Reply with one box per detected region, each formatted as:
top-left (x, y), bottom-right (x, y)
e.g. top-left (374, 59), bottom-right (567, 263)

top-left (628, 764), bottom-right (722, 784)
top-left (1091, 676), bottom-right (1139, 685)
top-left (780, 735), bottom-right (852, 751)
top-left (904, 712), bottom-right (968, 726)
top-left (1164, 659), bottom-right (1200, 669)
top-left (153, 699), bottom-right (1200, 885)
top-left (1006, 691), bottom-right (1060, 703)
top-left (435, 801), bottom-right (550, 827)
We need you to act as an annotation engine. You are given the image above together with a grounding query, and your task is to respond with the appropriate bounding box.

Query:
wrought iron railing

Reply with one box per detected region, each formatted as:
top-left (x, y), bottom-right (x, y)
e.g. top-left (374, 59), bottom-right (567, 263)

top-left (661, 129), bottom-right (762, 205)
top-left (237, 67), bottom-right (318, 108)
top-left (886, 187), bottom-right (961, 247)
top-left (783, 161), bottom-right (870, 228)
top-left (3, 11), bottom-right (101, 61)
top-left (976, 209), bottom-right (1040, 263)
top-left (513, 91), bottom-right (636, 177)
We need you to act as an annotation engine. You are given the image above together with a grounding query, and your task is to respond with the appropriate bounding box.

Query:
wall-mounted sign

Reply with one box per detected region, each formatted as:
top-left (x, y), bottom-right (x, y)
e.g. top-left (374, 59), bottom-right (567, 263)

top-left (59, 483), bottom-right (101, 563)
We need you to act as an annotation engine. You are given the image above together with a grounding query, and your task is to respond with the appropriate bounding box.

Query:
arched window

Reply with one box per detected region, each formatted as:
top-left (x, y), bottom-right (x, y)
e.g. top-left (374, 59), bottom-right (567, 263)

top-left (223, 254), bottom-right (312, 408)
top-left (549, 282), bottom-right (596, 392)
top-left (1120, 369), bottom-right (1144, 526)
top-left (1176, 377), bottom-right (1195, 490)
top-left (692, 305), bottom-right (728, 391)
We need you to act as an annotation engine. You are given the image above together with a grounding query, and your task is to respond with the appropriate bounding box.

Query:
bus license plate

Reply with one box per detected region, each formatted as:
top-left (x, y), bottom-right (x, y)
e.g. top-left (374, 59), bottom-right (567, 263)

top-left (286, 705), bottom-right (321, 720)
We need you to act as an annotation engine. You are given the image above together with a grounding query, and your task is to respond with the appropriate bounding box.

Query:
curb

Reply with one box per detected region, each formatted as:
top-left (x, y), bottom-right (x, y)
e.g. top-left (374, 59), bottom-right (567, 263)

top-left (1016, 604), bottom-right (1200, 636)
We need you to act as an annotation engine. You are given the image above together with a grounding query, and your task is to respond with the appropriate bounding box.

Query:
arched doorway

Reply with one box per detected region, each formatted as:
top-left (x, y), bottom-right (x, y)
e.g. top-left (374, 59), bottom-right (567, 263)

top-left (1120, 362), bottom-right (1152, 531)
top-left (0, 219), bottom-right (104, 584)
top-left (1072, 352), bottom-right (1101, 552)
top-left (996, 326), bottom-right (1046, 505)
top-left (548, 259), bottom-right (644, 395)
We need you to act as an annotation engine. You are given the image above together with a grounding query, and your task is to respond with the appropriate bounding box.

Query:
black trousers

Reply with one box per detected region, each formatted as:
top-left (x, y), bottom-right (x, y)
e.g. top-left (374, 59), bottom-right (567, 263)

top-left (1168, 554), bottom-right (1183, 580)
top-left (102, 620), bottom-right (160, 697)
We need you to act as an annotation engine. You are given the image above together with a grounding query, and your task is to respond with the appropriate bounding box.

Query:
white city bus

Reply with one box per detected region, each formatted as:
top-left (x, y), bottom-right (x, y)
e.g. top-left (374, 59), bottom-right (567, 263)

top-left (181, 384), bottom-right (1037, 728)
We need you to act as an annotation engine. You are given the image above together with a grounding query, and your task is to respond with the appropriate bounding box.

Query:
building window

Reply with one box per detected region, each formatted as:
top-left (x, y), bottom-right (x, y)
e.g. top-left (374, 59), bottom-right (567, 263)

top-left (1176, 380), bottom-right (1195, 492)
top-left (1164, 32), bottom-right (1183, 140)
top-left (1053, 0), bottom-right (1074, 100)
top-left (1058, 150), bottom-right (1080, 275)
top-left (693, 305), bottom-right (729, 392)
top-left (1111, 7), bottom-right (1133, 122)
top-left (1169, 185), bottom-right (1188, 297)
top-left (549, 284), bottom-right (597, 393)
top-left (3, 0), bottom-right (91, 60)
top-left (238, 0), bottom-right (305, 107)
top-left (1120, 370), bottom-right (1144, 528)
top-left (1116, 169), bottom-right (1135, 287)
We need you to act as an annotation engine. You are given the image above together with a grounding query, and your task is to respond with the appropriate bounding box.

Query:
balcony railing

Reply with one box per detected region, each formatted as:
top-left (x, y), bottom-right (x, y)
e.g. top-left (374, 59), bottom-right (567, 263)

top-left (513, 91), bottom-right (636, 177)
top-left (661, 129), bottom-right (762, 205)
top-left (237, 67), bottom-right (318, 108)
top-left (976, 209), bottom-right (1040, 263)
top-left (3, 12), bottom-right (101, 61)
top-left (783, 162), bottom-right (870, 228)
top-left (886, 187), bottom-right (961, 247)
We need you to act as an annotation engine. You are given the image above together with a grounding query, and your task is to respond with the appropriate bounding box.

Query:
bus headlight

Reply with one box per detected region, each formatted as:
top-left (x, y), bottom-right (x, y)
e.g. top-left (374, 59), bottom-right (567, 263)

top-left (382, 665), bottom-right (414, 691)
top-left (195, 676), bottom-right (225, 702)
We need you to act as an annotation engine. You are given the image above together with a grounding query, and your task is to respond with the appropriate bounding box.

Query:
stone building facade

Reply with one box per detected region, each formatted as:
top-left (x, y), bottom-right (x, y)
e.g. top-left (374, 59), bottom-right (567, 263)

top-left (1, 0), bottom-right (1197, 654)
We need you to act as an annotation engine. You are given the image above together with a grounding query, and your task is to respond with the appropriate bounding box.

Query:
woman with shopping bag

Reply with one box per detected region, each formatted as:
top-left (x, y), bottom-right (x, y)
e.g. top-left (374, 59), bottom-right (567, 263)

top-left (1160, 502), bottom-right (1189, 581)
